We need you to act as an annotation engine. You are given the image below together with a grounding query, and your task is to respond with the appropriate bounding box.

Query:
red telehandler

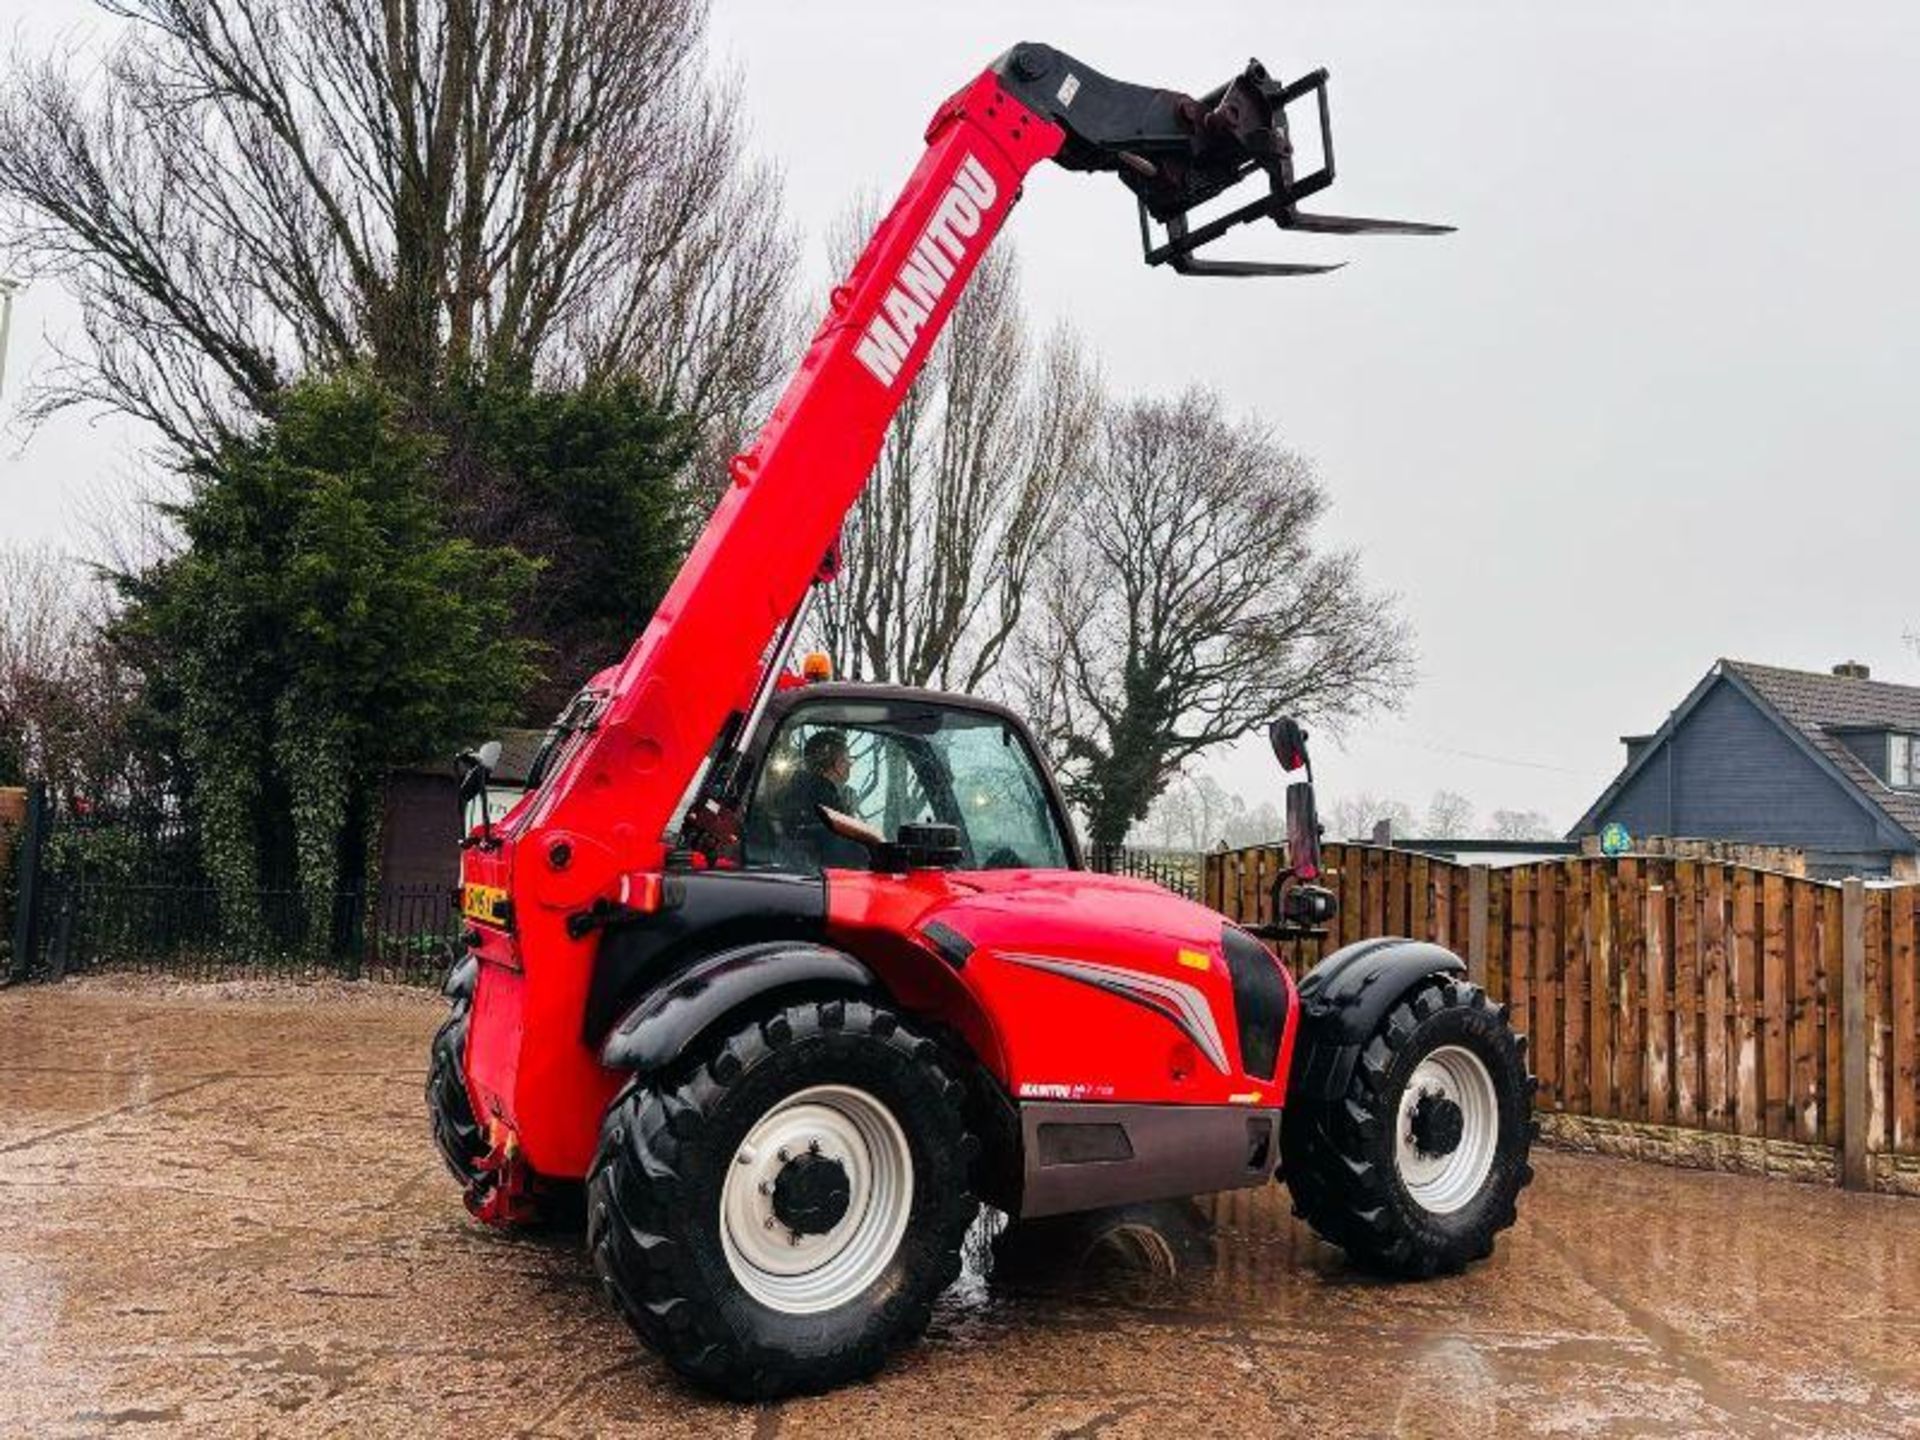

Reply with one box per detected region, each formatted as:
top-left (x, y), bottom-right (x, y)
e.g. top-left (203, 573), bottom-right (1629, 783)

top-left (430, 42), bottom-right (1533, 1398)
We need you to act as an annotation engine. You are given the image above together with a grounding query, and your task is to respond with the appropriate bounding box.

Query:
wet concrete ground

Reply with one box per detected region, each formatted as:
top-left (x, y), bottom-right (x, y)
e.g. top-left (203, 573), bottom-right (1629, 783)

top-left (0, 979), bottom-right (1916, 1439)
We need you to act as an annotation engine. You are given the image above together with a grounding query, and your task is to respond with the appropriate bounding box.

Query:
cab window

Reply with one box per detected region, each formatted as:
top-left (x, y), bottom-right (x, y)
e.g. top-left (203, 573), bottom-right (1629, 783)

top-left (742, 701), bottom-right (1071, 875)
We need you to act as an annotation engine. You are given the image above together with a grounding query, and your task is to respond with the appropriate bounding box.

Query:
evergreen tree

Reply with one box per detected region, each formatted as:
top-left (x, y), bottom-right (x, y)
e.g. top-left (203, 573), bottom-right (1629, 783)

top-left (116, 372), bottom-right (537, 945)
top-left (440, 376), bottom-right (694, 715)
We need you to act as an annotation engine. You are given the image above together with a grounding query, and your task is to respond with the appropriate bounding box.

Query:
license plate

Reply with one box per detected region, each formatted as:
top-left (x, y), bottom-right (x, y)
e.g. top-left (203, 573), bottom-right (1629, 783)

top-left (461, 882), bottom-right (510, 928)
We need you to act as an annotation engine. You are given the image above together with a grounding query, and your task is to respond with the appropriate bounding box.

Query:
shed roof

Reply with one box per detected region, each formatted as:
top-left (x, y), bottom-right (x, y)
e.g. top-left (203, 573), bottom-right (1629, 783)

top-left (397, 726), bottom-right (548, 785)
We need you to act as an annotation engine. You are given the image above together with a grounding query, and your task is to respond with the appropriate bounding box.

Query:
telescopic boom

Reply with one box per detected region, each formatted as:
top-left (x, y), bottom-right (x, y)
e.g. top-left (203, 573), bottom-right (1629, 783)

top-left (517, 42), bottom-right (1442, 883)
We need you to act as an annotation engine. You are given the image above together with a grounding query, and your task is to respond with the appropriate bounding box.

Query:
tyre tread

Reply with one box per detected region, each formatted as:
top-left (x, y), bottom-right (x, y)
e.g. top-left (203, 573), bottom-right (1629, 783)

top-left (587, 998), bottom-right (976, 1399)
top-left (1282, 976), bottom-right (1535, 1277)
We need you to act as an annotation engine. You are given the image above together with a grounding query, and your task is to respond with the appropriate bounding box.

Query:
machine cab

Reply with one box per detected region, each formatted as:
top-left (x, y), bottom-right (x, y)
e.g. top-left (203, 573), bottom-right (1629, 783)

top-left (735, 685), bottom-right (1081, 875)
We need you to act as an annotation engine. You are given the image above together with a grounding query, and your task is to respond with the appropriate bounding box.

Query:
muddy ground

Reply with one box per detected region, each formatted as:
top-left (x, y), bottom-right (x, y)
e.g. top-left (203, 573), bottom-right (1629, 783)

top-left (0, 978), bottom-right (1916, 1438)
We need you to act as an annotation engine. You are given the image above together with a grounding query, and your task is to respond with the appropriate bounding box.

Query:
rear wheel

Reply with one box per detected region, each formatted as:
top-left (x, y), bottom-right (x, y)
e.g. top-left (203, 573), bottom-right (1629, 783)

top-left (1282, 977), bottom-right (1534, 1276)
top-left (426, 1000), bottom-right (486, 1188)
top-left (427, 980), bottom-right (563, 1226)
top-left (587, 998), bottom-right (977, 1398)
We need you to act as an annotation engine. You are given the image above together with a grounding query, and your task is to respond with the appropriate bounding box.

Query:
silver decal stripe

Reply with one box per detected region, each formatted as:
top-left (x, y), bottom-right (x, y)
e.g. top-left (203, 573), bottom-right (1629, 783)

top-left (1000, 952), bottom-right (1230, 1074)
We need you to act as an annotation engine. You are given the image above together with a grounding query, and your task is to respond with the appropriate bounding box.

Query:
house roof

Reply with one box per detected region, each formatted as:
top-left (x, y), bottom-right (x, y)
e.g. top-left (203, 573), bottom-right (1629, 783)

top-left (1722, 660), bottom-right (1920, 842)
top-left (1571, 659), bottom-right (1920, 847)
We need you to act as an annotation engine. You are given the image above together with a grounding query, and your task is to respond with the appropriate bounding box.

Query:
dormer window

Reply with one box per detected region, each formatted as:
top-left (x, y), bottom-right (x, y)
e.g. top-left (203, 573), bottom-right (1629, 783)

top-left (1892, 734), bottom-right (1919, 788)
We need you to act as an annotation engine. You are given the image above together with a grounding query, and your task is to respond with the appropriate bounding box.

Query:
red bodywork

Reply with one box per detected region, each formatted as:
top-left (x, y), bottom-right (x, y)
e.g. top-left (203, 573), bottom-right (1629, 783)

top-left (827, 869), bottom-right (1297, 1108)
top-left (458, 67), bottom-right (1297, 1186)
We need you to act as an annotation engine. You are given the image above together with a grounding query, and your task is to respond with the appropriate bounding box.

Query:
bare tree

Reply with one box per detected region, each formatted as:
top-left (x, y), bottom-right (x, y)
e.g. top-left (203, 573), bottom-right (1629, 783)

top-left (1221, 798), bottom-right (1283, 850)
top-left (0, 0), bottom-right (794, 463)
top-left (0, 545), bottom-right (143, 803)
top-left (811, 207), bottom-right (1101, 691)
top-left (1141, 777), bottom-right (1198, 850)
top-left (1486, 807), bottom-right (1557, 841)
top-left (1326, 792), bottom-right (1416, 843)
top-left (1136, 770), bottom-right (1247, 852)
top-left (1020, 387), bottom-right (1414, 848)
top-left (1425, 788), bottom-right (1476, 837)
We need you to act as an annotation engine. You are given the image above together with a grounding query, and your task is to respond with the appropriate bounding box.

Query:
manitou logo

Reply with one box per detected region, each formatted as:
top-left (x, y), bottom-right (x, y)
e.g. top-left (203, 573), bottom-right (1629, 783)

top-left (852, 153), bottom-right (998, 388)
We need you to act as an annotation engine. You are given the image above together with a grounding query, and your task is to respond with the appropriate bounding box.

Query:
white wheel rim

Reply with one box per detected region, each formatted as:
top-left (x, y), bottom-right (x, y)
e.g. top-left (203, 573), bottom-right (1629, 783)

top-left (1394, 1045), bottom-right (1500, 1215)
top-left (719, 1084), bottom-right (914, 1314)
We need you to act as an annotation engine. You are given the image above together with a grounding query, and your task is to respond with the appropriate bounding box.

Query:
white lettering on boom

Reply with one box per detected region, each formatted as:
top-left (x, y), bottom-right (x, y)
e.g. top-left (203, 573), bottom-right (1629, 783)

top-left (853, 154), bottom-right (999, 388)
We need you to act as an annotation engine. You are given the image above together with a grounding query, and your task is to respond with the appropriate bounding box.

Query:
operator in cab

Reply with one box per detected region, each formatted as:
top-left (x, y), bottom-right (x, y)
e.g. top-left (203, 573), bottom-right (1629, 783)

top-left (782, 730), bottom-right (868, 869)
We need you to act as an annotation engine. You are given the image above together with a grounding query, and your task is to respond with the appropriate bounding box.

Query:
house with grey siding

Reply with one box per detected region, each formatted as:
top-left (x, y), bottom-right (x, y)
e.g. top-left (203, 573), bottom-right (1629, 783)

top-left (1571, 660), bottom-right (1920, 879)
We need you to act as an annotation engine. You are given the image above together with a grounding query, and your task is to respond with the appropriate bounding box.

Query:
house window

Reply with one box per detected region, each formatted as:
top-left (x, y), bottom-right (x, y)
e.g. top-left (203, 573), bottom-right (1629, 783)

top-left (1892, 734), bottom-right (1918, 788)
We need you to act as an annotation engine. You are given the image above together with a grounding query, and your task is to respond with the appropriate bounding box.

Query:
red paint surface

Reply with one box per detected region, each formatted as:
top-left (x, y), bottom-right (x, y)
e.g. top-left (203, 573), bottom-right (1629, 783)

top-left (828, 868), bottom-right (1298, 1107)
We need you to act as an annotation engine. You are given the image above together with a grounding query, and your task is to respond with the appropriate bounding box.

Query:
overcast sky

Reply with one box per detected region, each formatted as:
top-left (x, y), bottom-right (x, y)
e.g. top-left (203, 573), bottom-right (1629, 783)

top-left (5, 0), bottom-right (1919, 834)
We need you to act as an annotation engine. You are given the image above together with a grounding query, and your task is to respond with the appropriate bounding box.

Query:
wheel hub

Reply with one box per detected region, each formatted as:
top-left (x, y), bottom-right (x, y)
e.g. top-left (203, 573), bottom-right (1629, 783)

top-left (771, 1149), bottom-right (853, 1236)
top-left (1393, 1045), bottom-right (1500, 1215)
top-left (719, 1084), bottom-right (915, 1314)
top-left (1409, 1089), bottom-right (1465, 1158)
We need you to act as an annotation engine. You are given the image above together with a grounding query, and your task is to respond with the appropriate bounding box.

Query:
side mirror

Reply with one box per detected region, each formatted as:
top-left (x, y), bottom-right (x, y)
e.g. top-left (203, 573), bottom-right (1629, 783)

top-left (1285, 779), bottom-right (1323, 881)
top-left (1251, 778), bottom-right (1340, 943)
top-left (1270, 717), bottom-right (1310, 774)
top-left (457, 740), bottom-right (503, 806)
top-left (456, 740), bottom-right (504, 847)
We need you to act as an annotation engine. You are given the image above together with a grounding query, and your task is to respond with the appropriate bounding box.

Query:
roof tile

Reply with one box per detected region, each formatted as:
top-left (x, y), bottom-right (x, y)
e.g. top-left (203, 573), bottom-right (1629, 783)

top-left (1723, 660), bottom-right (1920, 841)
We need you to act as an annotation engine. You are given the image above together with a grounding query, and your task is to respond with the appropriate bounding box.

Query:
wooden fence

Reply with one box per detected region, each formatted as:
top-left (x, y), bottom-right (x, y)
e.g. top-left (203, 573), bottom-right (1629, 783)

top-left (1205, 844), bottom-right (1920, 1193)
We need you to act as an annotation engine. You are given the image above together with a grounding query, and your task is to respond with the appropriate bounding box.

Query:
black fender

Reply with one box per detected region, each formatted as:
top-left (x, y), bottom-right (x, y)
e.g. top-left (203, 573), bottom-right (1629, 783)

top-left (599, 942), bottom-right (880, 1073)
top-left (582, 870), bottom-right (825, 1043)
top-left (1286, 938), bottom-right (1467, 1109)
top-left (443, 953), bottom-right (479, 1003)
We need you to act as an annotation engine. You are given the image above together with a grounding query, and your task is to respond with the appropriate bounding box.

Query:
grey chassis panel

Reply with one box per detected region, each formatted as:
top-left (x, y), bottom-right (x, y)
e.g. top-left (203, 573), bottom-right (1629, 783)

top-left (1017, 1101), bottom-right (1280, 1220)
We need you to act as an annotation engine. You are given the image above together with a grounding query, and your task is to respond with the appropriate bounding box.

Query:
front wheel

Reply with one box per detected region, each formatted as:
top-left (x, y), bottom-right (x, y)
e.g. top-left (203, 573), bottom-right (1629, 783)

top-left (587, 997), bottom-right (978, 1398)
top-left (1282, 977), bottom-right (1534, 1276)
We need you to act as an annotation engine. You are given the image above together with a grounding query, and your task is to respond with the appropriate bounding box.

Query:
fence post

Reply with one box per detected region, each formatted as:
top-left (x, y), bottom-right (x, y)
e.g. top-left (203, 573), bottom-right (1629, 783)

top-left (1646, 884), bottom-right (1670, 1125)
top-left (343, 882), bottom-right (365, 982)
top-left (7, 781), bottom-right (48, 983)
top-left (1841, 877), bottom-right (1869, 1191)
top-left (1466, 864), bottom-right (1490, 988)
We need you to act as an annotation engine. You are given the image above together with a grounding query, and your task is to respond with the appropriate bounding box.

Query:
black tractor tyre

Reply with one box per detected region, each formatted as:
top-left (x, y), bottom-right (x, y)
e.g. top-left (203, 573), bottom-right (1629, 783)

top-left (1282, 977), bottom-right (1534, 1277)
top-left (586, 997), bottom-right (978, 1400)
top-left (427, 1000), bottom-right (487, 1189)
top-left (427, 991), bottom-right (576, 1227)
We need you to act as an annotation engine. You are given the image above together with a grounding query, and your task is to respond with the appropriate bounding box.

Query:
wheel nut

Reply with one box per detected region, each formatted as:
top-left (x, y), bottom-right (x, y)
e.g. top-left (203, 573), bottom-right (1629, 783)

top-left (777, 1146), bottom-right (791, 1163)
top-left (807, 1138), bottom-right (822, 1155)
top-left (764, 1215), bottom-right (776, 1230)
